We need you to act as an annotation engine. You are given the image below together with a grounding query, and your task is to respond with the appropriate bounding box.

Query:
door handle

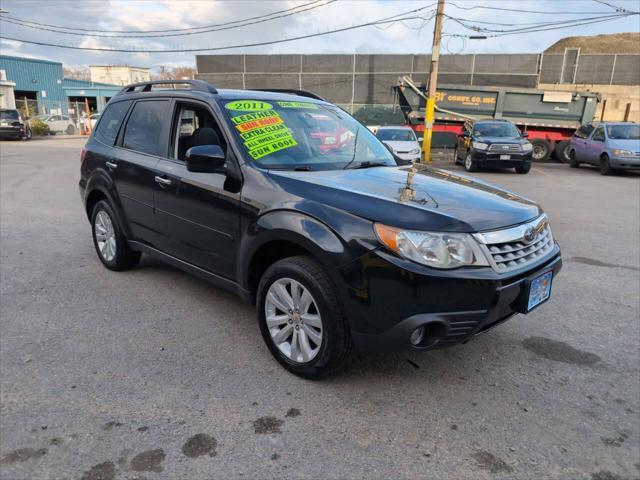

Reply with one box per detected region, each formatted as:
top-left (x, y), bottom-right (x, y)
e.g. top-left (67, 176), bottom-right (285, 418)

top-left (105, 161), bottom-right (117, 169)
top-left (154, 175), bottom-right (173, 187)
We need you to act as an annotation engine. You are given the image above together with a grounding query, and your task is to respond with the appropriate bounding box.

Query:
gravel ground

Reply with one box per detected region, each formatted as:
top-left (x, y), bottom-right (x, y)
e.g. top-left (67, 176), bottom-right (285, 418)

top-left (1, 138), bottom-right (639, 480)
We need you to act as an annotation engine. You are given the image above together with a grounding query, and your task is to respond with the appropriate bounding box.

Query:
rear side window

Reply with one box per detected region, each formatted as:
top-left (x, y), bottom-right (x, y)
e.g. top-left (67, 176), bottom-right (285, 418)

top-left (123, 100), bottom-right (168, 156)
top-left (94, 101), bottom-right (131, 146)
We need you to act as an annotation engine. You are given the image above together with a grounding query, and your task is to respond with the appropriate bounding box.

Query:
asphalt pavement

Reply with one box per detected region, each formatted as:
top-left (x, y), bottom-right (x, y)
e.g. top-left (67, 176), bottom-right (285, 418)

top-left (1, 138), bottom-right (638, 480)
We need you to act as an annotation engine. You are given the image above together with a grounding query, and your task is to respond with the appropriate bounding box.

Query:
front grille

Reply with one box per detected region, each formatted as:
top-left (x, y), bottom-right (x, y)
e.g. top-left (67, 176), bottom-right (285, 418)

top-left (474, 215), bottom-right (555, 273)
top-left (488, 144), bottom-right (521, 153)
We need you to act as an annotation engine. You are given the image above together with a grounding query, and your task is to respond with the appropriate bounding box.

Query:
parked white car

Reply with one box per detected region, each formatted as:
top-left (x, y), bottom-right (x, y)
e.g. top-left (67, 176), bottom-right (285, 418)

top-left (35, 114), bottom-right (76, 135)
top-left (375, 126), bottom-right (421, 163)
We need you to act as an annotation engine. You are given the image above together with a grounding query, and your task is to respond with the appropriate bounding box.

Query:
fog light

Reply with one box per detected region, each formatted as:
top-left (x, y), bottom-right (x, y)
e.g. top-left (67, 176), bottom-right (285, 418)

top-left (409, 326), bottom-right (425, 346)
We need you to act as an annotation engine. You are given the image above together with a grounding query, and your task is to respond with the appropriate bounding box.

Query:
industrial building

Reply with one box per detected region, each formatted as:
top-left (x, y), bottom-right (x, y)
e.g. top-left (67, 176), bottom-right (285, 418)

top-left (89, 65), bottom-right (150, 86)
top-left (0, 55), bottom-right (121, 119)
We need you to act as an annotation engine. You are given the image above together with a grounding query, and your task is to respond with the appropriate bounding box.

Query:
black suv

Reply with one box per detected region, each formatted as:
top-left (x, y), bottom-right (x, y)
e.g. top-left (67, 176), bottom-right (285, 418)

top-left (454, 120), bottom-right (533, 174)
top-left (0, 109), bottom-right (31, 140)
top-left (80, 81), bottom-right (561, 378)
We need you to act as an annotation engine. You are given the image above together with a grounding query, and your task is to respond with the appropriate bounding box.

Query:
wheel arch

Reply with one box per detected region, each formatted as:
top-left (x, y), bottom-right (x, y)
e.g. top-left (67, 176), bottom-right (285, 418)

top-left (84, 171), bottom-right (132, 238)
top-left (239, 210), bottom-right (350, 304)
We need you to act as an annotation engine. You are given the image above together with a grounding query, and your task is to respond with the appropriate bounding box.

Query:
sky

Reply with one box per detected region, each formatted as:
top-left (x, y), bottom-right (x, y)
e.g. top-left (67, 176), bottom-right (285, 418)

top-left (0, 0), bottom-right (638, 71)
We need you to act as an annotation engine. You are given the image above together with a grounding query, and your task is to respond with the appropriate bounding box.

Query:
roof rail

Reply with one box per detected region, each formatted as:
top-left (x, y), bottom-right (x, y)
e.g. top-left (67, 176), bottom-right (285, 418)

top-left (117, 80), bottom-right (217, 95)
top-left (249, 88), bottom-right (325, 101)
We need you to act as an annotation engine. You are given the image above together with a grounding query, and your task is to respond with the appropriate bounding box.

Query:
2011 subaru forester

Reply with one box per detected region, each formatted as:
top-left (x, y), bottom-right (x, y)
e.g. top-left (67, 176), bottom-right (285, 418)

top-left (80, 80), bottom-right (562, 378)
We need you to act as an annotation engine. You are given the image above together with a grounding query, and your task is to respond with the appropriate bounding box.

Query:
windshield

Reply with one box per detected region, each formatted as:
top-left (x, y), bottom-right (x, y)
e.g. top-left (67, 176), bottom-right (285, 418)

top-left (222, 99), bottom-right (395, 170)
top-left (35, 115), bottom-right (51, 121)
top-left (473, 123), bottom-right (521, 138)
top-left (376, 129), bottom-right (416, 141)
top-left (607, 124), bottom-right (640, 140)
top-left (0, 110), bottom-right (19, 121)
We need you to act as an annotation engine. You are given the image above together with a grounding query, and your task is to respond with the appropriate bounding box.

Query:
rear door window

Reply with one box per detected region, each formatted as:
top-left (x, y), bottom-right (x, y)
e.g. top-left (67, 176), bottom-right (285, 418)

top-left (122, 100), bottom-right (169, 156)
top-left (94, 100), bottom-right (131, 146)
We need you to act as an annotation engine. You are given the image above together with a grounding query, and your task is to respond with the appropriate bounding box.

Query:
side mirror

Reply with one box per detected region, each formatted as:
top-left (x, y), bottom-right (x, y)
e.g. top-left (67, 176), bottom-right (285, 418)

top-left (461, 131), bottom-right (470, 138)
top-left (185, 145), bottom-right (226, 173)
top-left (417, 136), bottom-right (423, 143)
top-left (521, 131), bottom-right (529, 138)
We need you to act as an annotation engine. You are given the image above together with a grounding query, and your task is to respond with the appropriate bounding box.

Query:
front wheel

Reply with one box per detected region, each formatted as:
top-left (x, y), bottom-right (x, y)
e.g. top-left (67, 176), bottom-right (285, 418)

top-left (453, 147), bottom-right (461, 165)
top-left (22, 128), bottom-right (32, 141)
top-left (66, 124), bottom-right (76, 135)
top-left (91, 200), bottom-right (141, 271)
top-left (257, 256), bottom-right (352, 378)
top-left (600, 154), bottom-right (615, 175)
top-left (464, 151), bottom-right (478, 172)
top-left (515, 162), bottom-right (532, 174)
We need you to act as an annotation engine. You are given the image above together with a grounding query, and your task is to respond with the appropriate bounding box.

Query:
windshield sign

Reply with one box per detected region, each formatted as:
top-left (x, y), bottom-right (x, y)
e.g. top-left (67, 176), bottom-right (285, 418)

top-left (473, 123), bottom-right (520, 138)
top-left (607, 124), bottom-right (640, 140)
top-left (223, 100), bottom-right (395, 170)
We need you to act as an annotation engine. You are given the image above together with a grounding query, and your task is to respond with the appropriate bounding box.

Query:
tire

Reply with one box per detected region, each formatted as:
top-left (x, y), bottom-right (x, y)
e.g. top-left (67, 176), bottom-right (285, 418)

top-left (257, 255), bottom-right (352, 379)
top-left (554, 140), bottom-right (571, 163)
top-left (91, 200), bottom-right (141, 271)
top-left (22, 128), bottom-right (32, 141)
top-left (600, 154), bottom-right (615, 176)
top-left (464, 151), bottom-right (478, 172)
top-left (453, 146), bottom-right (461, 165)
top-left (531, 139), bottom-right (551, 162)
top-left (515, 162), bottom-right (532, 174)
top-left (569, 149), bottom-right (579, 168)
top-left (66, 124), bottom-right (76, 135)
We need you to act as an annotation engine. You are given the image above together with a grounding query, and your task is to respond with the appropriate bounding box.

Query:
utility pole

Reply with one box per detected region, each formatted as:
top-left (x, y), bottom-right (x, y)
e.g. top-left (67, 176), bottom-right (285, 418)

top-left (421, 0), bottom-right (445, 163)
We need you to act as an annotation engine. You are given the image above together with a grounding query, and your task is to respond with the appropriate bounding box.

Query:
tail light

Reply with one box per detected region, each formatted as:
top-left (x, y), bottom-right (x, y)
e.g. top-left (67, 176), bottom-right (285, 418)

top-left (80, 147), bottom-right (87, 164)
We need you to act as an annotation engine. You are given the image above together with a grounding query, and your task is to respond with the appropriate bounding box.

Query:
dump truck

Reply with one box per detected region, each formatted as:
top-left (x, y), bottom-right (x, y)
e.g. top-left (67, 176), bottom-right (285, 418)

top-left (394, 77), bottom-right (600, 162)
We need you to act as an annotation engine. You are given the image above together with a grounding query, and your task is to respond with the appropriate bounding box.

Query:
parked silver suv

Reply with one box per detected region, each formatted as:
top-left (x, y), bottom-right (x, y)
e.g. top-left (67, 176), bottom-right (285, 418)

top-left (569, 122), bottom-right (640, 175)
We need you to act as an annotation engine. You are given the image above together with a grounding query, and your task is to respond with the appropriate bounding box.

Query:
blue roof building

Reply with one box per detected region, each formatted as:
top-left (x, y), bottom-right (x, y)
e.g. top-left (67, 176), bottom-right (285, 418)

top-left (0, 55), bottom-right (121, 116)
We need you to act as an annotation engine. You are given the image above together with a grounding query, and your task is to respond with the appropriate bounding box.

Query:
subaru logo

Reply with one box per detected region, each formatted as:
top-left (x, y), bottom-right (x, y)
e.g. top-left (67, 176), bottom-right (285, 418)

top-left (523, 227), bottom-right (537, 244)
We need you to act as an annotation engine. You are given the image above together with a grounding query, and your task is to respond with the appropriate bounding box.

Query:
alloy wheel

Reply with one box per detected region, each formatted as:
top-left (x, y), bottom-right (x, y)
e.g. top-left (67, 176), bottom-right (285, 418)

top-left (94, 210), bottom-right (117, 262)
top-left (265, 277), bottom-right (323, 363)
top-left (465, 153), bottom-right (472, 170)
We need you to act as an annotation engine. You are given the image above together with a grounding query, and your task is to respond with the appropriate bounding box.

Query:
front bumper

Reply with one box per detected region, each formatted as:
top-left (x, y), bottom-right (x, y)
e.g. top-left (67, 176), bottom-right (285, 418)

top-left (471, 149), bottom-right (532, 168)
top-left (394, 151), bottom-right (421, 163)
top-left (610, 156), bottom-right (640, 169)
top-left (339, 246), bottom-right (562, 352)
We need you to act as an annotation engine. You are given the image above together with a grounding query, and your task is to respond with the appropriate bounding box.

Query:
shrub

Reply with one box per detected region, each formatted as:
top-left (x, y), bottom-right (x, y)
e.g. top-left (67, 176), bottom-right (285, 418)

top-left (29, 119), bottom-right (50, 136)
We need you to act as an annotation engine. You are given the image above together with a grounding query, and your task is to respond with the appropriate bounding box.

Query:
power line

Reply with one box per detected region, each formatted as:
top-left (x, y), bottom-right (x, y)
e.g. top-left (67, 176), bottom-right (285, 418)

top-left (592, 0), bottom-right (638, 13)
top-left (447, 1), bottom-right (625, 15)
top-left (0, 1), bottom-right (338, 38)
top-left (0, 0), bottom-right (327, 34)
top-left (446, 12), bottom-right (632, 34)
top-left (0, 7), bottom-right (436, 53)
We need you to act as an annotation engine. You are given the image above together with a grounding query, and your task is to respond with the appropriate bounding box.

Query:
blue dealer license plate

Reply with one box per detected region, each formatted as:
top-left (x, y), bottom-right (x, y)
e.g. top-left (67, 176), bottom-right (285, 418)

top-left (527, 271), bottom-right (553, 311)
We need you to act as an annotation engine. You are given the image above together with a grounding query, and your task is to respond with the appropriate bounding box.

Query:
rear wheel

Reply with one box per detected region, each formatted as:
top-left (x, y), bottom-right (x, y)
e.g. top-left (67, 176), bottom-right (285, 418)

top-left (91, 200), bottom-right (141, 271)
top-left (464, 151), bottom-right (478, 172)
top-left (531, 139), bottom-right (551, 162)
top-left (257, 256), bottom-right (351, 378)
top-left (569, 149), bottom-right (579, 168)
top-left (515, 162), bottom-right (532, 174)
top-left (453, 146), bottom-right (461, 165)
top-left (554, 140), bottom-right (571, 163)
top-left (600, 154), bottom-right (615, 175)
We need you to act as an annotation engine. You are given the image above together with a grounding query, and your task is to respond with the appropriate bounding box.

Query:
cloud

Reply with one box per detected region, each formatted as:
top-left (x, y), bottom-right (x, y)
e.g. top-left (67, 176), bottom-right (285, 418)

top-left (0, 0), bottom-right (636, 70)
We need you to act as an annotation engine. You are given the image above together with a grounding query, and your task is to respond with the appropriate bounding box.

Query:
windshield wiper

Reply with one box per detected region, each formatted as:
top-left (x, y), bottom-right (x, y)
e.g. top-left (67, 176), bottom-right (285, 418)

top-left (344, 161), bottom-right (388, 170)
top-left (293, 166), bottom-right (315, 171)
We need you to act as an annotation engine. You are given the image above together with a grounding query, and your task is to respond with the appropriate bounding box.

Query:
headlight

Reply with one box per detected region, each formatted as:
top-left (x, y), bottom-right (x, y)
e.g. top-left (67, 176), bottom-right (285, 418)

top-left (409, 148), bottom-right (421, 155)
top-left (374, 224), bottom-right (489, 269)
top-left (324, 136), bottom-right (336, 145)
top-left (472, 141), bottom-right (488, 150)
top-left (522, 142), bottom-right (533, 152)
top-left (612, 148), bottom-right (634, 157)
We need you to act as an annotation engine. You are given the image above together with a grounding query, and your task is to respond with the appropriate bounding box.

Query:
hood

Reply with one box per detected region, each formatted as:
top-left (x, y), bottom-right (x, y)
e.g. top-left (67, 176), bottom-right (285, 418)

top-left (475, 136), bottom-right (524, 144)
top-left (608, 139), bottom-right (640, 151)
top-left (382, 140), bottom-right (420, 152)
top-left (268, 165), bottom-right (541, 232)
